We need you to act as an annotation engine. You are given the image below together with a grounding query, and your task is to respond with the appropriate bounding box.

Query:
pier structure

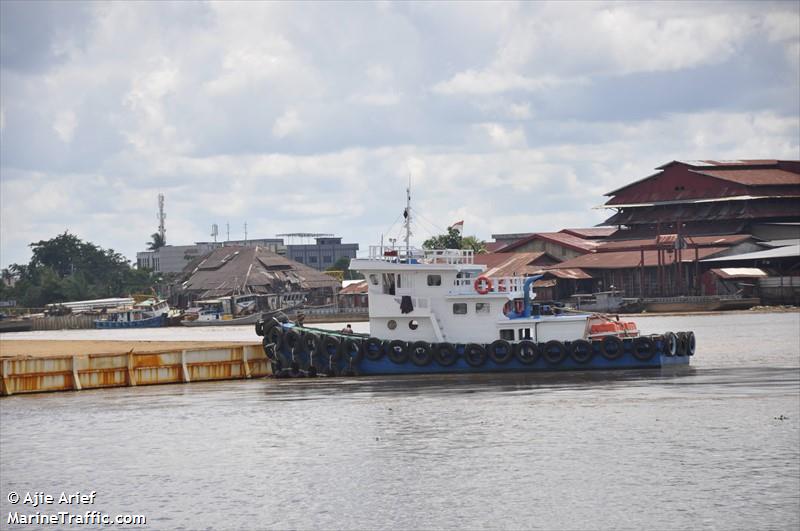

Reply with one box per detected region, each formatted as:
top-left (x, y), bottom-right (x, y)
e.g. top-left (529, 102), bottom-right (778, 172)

top-left (0, 341), bottom-right (268, 396)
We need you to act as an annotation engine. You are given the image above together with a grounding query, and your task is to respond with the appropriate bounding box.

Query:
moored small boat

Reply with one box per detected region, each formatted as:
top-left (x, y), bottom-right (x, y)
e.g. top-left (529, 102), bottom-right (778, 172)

top-left (94, 298), bottom-right (169, 329)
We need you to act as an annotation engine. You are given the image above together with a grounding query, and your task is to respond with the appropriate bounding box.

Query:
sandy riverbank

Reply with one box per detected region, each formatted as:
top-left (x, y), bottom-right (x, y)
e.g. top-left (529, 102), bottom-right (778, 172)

top-left (0, 340), bottom-right (258, 359)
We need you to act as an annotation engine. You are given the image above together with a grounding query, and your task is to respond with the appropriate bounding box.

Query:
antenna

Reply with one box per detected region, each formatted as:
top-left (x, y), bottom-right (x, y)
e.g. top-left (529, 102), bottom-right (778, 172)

top-left (226, 223), bottom-right (230, 242)
top-left (244, 222), bottom-right (248, 245)
top-left (403, 176), bottom-right (412, 259)
top-left (157, 194), bottom-right (166, 244)
top-left (211, 224), bottom-right (218, 243)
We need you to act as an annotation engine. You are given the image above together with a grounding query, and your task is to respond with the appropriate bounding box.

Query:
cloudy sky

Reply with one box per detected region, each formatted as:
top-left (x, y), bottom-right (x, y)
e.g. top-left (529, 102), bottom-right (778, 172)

top-left (1, 1), bottom-right (798, 268)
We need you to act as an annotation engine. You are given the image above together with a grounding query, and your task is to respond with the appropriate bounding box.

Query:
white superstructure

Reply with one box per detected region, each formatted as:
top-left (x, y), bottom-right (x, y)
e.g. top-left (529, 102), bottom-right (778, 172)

top-left (350, 246), bottom-right (589, 344)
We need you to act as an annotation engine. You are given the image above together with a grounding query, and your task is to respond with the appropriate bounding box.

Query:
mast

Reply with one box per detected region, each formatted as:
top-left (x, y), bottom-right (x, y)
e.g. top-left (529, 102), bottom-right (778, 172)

top-left (403, 180), bottom-right (411, 259)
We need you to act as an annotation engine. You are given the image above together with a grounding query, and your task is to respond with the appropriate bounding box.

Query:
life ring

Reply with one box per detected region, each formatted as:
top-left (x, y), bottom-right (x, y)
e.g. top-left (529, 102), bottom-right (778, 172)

top-left (474, 276), bottom-right (493, 295)
top-left (410, 341), bottom-right (433, 366)
top-left (600, 336), bottom-right (623, 360)
top-left (686, 331), bottom-right (696, 356)
top-left (365, 337), bottom-right (384, 361)
top-left (569, 339), bottom-right (594, 364)
top-left (515, 340), bottom-right (539, 364)
top-left (344, 337), bottom-right (364, 365)
top-left (266, 324), bottom-right (284, 350)
top-left (488, 339), bottom-right (513, 364)
top-left (664, 332), bottom-right (678, 356)
top-left (633, 336), bottom-right (655, 361)
top-left (322, 335), bottom-right (342, 362)
top-left (387, 339), bottom-right (409, 364)
top-left (434, 343), bottom-right (459, 366)
top-left (543, 340), bottom-right (567, 364)
top-left (464, 343), bottom-right (487, 367)
top-left (284, 328), bottom-right (303, 354)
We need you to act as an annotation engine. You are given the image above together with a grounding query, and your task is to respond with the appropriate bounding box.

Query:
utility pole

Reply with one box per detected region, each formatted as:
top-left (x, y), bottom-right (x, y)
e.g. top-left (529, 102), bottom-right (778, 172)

top-left (244, 222), bottom-right (248, 245)
top-left (226, 223), bottom-right (230, 243)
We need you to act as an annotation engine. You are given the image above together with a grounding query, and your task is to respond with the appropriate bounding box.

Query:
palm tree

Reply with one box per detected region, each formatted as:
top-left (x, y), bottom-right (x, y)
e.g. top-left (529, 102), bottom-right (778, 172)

top-left (147, 232), bottom-right (166, 251)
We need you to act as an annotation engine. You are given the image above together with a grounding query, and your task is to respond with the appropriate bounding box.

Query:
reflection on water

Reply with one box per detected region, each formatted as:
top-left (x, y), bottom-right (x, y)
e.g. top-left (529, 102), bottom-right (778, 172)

top-left (1, 312), bottom-right (799, 530)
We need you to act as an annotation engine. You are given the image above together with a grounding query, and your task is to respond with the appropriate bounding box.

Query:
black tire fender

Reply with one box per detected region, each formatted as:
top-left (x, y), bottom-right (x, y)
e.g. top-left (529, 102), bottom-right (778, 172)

top-left (488, 339), bottom-right (513, 364)
top-left (365, 337), bottom-right (384, 361)
top-left (569, 339), bottom-right (594, 364)
top-left (543, 340), bottom-right (567, 364)
top-left (664, 332), bottom-right (678, 356)
top-left (464, 343), bottom-right (487, 367)
top-left (304, 332), bottom-right (319, 355)
top-left (344, 337), bottom-right (364, 365)
top-left (322, 335), bottom-right (342, 362)
top-left (410, 341), bottom-right (433, 366)
top-left (686, 331), bottom-right (696, 356)
top-left (515, 340), bottom-right (539, 364)
top-left (676, 332), bottom-right (688, 356)
top-left (387, 339), bottom-right (408, 364)
top-left (434, 342), bottom-right (458, 366)
top-left (284, 328), bottom-right (303, 354)
top-left (266, 324), bottom-right (284, 350)
top-left (633, 336), bottom-right (655, 361)
top-left (600, 336), bottom-right (623, 360)
top-left (255, 319), bottom-right (265, 337)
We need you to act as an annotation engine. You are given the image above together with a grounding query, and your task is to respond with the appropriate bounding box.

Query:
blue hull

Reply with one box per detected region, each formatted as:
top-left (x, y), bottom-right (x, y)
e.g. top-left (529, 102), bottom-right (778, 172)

top-left (265, 324), bottom-right (691, 376)
top-left (94, 314), bottom-right (167, 329)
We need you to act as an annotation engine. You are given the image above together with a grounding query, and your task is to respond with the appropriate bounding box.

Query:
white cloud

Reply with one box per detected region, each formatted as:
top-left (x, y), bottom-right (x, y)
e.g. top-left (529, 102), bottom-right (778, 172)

top-left (272, 109), bottom-right (302, 138)
top-left (433, 70), bottom-right (582, 95)
top-left (52, 110), bottom-right (77, 142)
top-left (477, 123), bottom-right (527, 150)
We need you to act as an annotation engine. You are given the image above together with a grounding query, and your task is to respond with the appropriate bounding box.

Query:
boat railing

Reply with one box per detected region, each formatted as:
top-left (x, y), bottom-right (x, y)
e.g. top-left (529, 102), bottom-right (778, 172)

top-left (450, 276), bottom-right (530, 296)
top-left (367, 246), bottom-right (474, 265)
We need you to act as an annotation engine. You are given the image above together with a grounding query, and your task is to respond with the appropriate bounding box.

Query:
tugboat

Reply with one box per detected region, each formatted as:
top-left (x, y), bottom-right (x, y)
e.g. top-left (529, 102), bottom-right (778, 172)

top-left (255, 192), bottom-right (695, 376)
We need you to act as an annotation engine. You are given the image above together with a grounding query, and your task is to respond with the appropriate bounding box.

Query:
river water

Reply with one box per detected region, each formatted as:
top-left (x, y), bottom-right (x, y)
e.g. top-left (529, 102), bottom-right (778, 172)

top-left (1, 312), bottom-right (798, 530)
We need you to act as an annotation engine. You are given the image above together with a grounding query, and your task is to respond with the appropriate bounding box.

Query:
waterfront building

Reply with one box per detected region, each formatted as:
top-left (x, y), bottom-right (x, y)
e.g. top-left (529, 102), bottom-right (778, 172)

top-left (285, 236), bottom-right (359, 271)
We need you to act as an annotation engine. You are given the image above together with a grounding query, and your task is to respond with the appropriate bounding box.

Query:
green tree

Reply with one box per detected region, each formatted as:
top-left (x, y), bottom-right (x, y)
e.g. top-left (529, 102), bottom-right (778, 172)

top-left (422, 227), bottom-right (463, 250)
top-left (147, 232), bottom-right (166, 251)
top-left (422, 228), bottom-right (487, 253)
top-left (4, 232), bottom-right (159, 307)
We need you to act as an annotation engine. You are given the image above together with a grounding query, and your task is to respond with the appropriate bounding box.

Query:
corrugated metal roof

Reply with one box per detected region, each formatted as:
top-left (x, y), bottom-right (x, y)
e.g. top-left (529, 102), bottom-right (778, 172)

top-left (543, 268), bottom-right (593, 279)
top-left (473, 252), bottom-right (555, 277)
top-left (182, 245), bottom-right (339, 298)
top-left (701, 244), bottom-right (800, 262)
top-left (499, 232), bottom-right (599, 253)
top-left (690, 168), bottom-right (800, 186)
top-left (710, 268), bottom-right (768, 279)
top-left (560, 227), bottom-right (618, 239)
top-left (597, 234), bottom-right (751, 252)
top-left (547, 247), bottom-right (728, 270)
top-left (339, 280), bottom-right (368, 295)
top-left (603, 199), bottom-right (800, 225)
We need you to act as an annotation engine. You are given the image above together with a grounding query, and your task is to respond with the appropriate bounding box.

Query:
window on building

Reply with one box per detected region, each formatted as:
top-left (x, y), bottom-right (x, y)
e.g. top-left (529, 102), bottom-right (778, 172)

top-left (427, 274), bottom-right (442, 286)
top-left (476, 302), bottom-right (490, 314)
top-left (296, 257), bottom-right (304, 263)
top-left (323, 256), bottom-right (332, 263)
top-left (500, 329), bottom-right (515, 341)
top-left (309, 256), bottom-right (318, 263)
top-left (453, 303), bottom-right (467, 315)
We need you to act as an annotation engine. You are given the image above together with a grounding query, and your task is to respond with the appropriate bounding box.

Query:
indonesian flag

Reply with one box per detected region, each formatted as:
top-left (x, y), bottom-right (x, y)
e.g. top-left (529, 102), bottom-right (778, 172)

top-left (449, 220), bottom-right (464, 234)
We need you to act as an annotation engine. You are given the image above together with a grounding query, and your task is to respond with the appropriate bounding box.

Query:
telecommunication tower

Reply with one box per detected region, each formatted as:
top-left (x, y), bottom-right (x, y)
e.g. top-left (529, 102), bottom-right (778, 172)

top-left (157, 194), bottom-right (166, 244)
top-left (211, 224), bottom-right (219, 243)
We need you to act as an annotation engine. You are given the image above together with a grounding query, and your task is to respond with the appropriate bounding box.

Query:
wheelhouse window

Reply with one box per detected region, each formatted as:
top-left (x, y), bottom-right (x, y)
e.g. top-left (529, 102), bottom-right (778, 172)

top-left (475, 302), bottom-right (490, 314)
top-left (453, 303), bottom-right (467, 315)
top-left (382, 273), bottom-right (396, 295)
top-left (499, 329), bottom-right (515, 341)
top-left (369, 274), bottom-right (379, 286)
top-left (427, 274), bottom-right (442, 286)
top-left (518, 328), bottom-right (532, 340)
